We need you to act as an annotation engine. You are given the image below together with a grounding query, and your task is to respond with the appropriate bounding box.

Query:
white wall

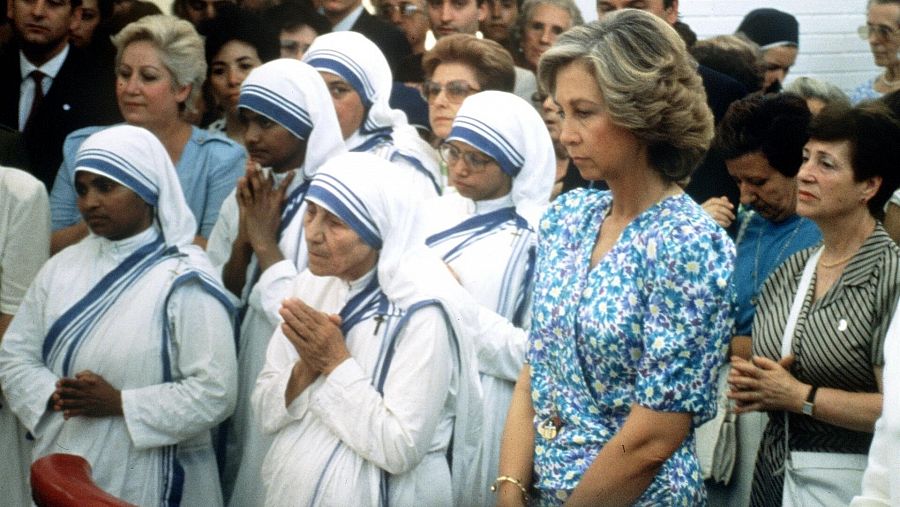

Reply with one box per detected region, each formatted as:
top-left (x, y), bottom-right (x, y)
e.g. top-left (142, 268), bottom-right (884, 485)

top-left (572, 0), bottom-right (880, 93)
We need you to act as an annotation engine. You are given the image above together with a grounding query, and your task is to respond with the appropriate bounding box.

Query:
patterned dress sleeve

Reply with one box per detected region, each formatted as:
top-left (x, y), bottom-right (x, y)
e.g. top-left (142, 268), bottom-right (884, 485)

top-left (633, 212), bottom-right (735, 426)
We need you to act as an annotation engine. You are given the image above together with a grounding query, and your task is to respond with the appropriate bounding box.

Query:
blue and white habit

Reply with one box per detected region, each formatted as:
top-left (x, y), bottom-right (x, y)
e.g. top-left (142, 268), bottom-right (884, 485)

top-left (421, 91), bottom-right (555, 506)
top-left (204, 59), bottom-right (347, 506)
top-left (0, 125), bottom-right (238, 506)
top-left (253, 153), bottom-right (483, 506)
top-left (304, 31), bottom-right (442, 195)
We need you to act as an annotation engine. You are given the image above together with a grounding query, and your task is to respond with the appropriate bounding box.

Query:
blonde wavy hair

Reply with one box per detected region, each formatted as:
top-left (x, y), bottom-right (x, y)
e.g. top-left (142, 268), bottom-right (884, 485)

top-left (538, 9), bottom-right (714, 182)
top-left (112, 15), bottom-right (207, 117)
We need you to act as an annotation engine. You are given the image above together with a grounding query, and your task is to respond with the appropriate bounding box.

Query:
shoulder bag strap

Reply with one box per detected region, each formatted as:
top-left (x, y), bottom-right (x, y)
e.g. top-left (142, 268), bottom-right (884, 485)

top-left (781, 246), bottom-right (823, 471)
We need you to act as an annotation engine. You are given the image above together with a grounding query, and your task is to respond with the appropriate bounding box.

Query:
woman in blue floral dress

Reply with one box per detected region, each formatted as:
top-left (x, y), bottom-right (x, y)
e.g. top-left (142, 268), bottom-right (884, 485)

top-left (494, 11), bottom-right (735, 507)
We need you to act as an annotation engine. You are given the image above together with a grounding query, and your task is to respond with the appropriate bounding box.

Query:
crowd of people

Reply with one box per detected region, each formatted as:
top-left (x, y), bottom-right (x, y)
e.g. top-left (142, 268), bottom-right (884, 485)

top-left (1, 0), bottom-right (900, 505)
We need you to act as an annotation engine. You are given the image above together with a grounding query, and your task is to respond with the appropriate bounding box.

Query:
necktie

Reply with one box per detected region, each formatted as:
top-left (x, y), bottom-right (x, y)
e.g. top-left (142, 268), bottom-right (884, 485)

top-left (25, 70), bottom-right (46, 129)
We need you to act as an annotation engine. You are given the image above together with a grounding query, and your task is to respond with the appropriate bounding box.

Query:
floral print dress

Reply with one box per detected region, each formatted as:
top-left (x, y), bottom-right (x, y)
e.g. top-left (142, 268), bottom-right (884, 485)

top-left (527, 189), bottom-right (735, 505)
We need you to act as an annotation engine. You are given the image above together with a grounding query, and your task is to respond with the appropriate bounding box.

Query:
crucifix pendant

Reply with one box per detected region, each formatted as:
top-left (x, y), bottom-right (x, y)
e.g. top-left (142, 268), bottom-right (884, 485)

top-left (538, 415), bottom-right (561, 440)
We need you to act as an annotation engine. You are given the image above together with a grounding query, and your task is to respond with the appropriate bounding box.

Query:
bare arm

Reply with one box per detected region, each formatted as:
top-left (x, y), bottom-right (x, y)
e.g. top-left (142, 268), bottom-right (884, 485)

top-left (496, 365), bottom-right (536, 507)
top-left (883, 202), bottom-right (900, 244)
top-left (0, 312), bottom-right (12, 341)
top-left (730, 335), bottom-right (752, 360)
top-left (564, 406), bottom-right (691, 507)
top-left (729, 356), bottom-right (884, 432)
top-left (50, 222), bottom-right (88, 255)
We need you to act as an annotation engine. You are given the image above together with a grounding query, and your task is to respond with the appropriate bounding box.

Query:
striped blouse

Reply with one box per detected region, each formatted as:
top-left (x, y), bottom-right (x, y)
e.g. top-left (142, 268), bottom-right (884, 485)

top-left (749, 224), bottom-right (900, 506)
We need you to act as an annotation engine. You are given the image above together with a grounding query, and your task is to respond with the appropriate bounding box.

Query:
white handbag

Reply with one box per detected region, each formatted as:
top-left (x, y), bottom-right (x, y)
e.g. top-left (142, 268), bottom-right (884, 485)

top-left (779, 247), bottom-right (867, 506)
top-left (696, 366), bottom-right (736, 484)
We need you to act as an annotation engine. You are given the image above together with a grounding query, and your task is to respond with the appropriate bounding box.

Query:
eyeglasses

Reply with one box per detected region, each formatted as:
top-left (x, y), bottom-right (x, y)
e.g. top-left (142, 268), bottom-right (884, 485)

top-left (379, 2), bottom-right (422, 18)
top-left (858, 23), bottom-right (899, 40)
top-left (421, 80), bottom-right (480, 103)
top-left (439, 143), bottom-right (496, 172)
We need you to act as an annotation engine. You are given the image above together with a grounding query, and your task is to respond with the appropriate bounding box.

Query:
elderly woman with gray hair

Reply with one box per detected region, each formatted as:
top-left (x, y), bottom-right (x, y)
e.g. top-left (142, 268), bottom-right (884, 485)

top-left (49, 14), bottom-right (246, 253)
top-left (515, 0), bottom-right (582, 72)
top-left (495, 10), bottom-right (734, 506)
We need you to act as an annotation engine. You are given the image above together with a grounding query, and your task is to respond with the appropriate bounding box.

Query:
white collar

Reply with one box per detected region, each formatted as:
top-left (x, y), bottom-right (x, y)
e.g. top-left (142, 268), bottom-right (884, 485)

top-left (20, 43), bottom-right (70, 80)
top-left (345, 267), bottom-right (378, 299)
top-left (97, 225), bottom-right (160, 263)
top-left (473, 193), bottom-right (514, 215)
top-left (332, 5), bottom-right (365, 31)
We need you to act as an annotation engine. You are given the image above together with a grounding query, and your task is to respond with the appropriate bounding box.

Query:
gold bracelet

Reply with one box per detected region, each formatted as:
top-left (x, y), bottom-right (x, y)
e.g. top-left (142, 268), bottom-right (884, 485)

top-left (491, 475), bottom-right (528, 501)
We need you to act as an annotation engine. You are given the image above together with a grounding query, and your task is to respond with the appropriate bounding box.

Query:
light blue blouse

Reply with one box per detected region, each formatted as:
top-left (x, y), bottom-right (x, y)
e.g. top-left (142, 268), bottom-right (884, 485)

top-left (50, 125), bottom-right (246, 238)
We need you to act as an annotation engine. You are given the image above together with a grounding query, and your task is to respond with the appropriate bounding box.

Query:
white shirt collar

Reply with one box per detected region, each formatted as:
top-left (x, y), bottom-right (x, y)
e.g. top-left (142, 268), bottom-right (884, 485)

top-left (473, 193), bottom-right (514, 215)
top-left (332, 5), bottom-right (365, 32)
top-left (98, 225), bottom-right (160, 264)
top-left (20, 43), bottom-right (70, 80)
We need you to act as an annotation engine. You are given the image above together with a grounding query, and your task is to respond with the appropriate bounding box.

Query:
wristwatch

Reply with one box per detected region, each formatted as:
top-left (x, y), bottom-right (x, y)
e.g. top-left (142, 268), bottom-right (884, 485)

top-left (801, 385), bottom-right (818, 416)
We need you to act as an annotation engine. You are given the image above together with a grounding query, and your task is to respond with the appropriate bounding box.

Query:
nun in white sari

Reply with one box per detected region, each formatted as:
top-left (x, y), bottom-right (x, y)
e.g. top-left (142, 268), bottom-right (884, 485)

top-left (421, 90), bottom-right (555, 506)
top-left (204, 59), bottom-right (347, 506)
top-left (253, 153), bottom-right (482, 506)
top-left (303, 31), bottom-right (442, 196)
top-left (0, 125), bottom-right (238, 506)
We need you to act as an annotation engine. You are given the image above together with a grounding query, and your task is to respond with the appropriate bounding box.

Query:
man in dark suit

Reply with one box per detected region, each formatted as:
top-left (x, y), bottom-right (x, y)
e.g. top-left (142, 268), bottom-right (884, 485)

top-left (1, 0), bottom-right (120, 189)
top-left (320, 0), bottom-right (412, 75)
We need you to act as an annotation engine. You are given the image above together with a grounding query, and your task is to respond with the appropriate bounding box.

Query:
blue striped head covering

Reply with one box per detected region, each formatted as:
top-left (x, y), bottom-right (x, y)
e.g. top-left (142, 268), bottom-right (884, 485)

top-left (73, 125), bottom-right (197, 247)
top-left (303, 32), bottom-right (394, 134)
top-left (305, 153), bottom-right (428, 294)
top-left (303, 33), bottom-right (441, 187)
top-left (447, 91), bottom-right (556, 225)
top-left (239, 59), bottom-right (345, 179)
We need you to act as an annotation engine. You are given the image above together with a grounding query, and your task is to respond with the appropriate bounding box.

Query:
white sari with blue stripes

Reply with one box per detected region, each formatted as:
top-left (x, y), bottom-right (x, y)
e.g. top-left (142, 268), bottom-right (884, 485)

top-left (423, 191), bottom-right (536, 507)
top-left (0, 227), bottom-right (238, 507)
top-left (254, 268), bottom-right (461, 507)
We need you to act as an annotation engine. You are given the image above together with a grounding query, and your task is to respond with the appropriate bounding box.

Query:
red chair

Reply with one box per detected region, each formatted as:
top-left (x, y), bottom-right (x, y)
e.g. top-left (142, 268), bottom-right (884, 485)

top-left (30, 454), bottom-right (137, 507)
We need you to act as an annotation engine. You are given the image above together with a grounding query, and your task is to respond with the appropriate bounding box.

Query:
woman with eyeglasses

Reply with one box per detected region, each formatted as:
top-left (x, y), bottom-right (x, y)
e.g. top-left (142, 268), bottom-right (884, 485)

top-left (851, 0), bottom-right (900, 104)
top-left (496, 12), bottom-right (734, 505)
top-left (422, 90), bottom-right (555, 506)
top-left (422, 35), bottom-right (516, 142)
top-left (304, 31), bottom-right (443, 195)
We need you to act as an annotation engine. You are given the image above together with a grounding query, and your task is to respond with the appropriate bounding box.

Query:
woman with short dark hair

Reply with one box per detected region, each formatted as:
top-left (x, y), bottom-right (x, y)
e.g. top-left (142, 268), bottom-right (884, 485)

top-left (729, 102), bottom-right (900, 506)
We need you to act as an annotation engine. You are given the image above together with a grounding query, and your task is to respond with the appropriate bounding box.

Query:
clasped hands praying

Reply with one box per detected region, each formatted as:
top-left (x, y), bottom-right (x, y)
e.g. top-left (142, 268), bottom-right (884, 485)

top-left (727, 354), bottom-right (811, 414)
top-left (280, 297), bottom-right (351, 378)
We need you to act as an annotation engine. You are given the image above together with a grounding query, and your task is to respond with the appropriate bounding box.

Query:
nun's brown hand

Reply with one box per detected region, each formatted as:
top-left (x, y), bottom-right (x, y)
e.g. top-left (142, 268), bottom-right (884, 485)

top-left (244, 165), bottom-right (294, 270)
top-left (51, 370), bottom-right (122, 420)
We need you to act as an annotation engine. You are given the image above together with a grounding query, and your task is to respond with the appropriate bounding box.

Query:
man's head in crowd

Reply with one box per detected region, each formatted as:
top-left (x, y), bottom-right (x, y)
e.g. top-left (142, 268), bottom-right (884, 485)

top-left (320, 0), bottom-right (359, 24)
top-left (8, 0), bottom-right (82, 64)
top-left (374, 0), bottom-right (430, 53)
top-left (596, 0), bottom-right (677, 24)
top-left (428, 0), bottom-right (487, 38)
top-left (173, 0), bottom-right (234, 26)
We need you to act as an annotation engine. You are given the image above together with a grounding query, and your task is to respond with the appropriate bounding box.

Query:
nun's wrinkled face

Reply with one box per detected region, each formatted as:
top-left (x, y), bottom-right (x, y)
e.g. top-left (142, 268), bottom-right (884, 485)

top-left (320, 72), bottom-right (366, 140)
top-left (75, 171), bottom-right (154, 241)
top-left (304, 202), bottom-right (379, 281)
